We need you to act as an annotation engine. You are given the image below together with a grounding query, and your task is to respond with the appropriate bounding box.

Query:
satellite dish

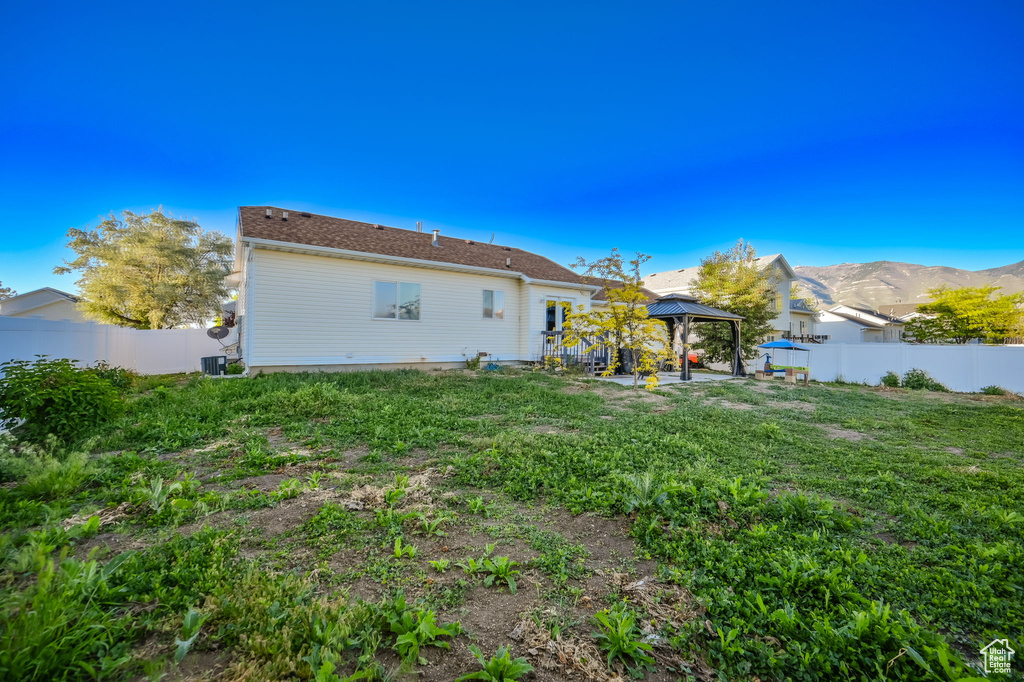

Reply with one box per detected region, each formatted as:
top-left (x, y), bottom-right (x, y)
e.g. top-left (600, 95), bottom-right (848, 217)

top-left (207, 325), bottom-right (230, 340)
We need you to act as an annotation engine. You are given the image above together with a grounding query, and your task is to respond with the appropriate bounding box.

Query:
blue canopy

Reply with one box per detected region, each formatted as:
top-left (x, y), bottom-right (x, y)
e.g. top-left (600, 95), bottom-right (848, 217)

top-left (759, 339), bottom-right (811, 351)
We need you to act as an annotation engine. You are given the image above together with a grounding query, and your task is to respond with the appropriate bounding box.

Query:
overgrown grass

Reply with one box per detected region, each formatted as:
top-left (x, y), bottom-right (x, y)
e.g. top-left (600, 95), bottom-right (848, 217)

top-left (0, 368), bottom-right (1020, 679)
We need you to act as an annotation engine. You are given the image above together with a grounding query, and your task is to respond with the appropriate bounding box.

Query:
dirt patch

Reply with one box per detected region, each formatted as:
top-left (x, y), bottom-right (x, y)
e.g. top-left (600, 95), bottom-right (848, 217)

top-left (872, 532), bottom-right (918, 550)
top-left (165, 650), bottom-right (232, 681)
top-left (771, 401), bottom-right (816, 412)
top-left (72, 531), bottom-right (149, 560)
top-left (821, 426), bottom-right (874, 442)
top-left (225, 473), bottom-right (291, 492)
top-left (603, 388), bottom-right (669, 405)
top-left (242, 489), bottom-right (336, 537)
top-left (746, 381), bottom-right (783, 394)
top-left (323, 445), bottom-right (371, 469)
top-left (543, 510), bottom-right (646, 573)
top-left (943, 446), bottom-right (965, 456)
top-left (704, 398), bottom-right (754, 411)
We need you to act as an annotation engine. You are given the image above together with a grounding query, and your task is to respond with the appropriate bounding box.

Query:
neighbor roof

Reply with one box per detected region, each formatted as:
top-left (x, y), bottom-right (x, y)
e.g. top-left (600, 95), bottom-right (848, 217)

top-left (0, 287), bottom-right (79, 314)
top-left (589, 278), bottom-right (659, 303)
top-left (644, 254), bottom-right (795, 294)
top-left (878, 303), bottom-right (922, 318)
top-left (238, 207), bottom-right (586, 285)
top-left (846, 305), bottom-right (904, 323)
top-left (825, 310), bottom-right (885, 329)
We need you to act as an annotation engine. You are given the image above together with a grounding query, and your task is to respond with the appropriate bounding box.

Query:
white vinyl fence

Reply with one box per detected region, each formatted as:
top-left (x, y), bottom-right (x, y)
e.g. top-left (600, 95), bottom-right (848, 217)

top-left (753, 343), bottom-right (1024, 394)
top-left (0, 316), bottom-right (234, 375)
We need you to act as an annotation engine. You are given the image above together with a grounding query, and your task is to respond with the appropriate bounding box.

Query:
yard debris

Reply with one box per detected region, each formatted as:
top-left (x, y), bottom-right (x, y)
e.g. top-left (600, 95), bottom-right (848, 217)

top-left (345, 467), bottom-right (447, 510)
top-left (510, 607), bottom-right (713, 681)
top-left (62, 502), bottom-right (134, 530)
top-left (510, 615), bottom-right (626, 681)
top-left (615, 573), bottom-right (703, 628)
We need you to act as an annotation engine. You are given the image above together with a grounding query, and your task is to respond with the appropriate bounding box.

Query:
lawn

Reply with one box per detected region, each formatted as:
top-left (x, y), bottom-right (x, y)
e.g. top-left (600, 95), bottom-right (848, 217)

top-left (1, 368), bottom-right (1021, 681)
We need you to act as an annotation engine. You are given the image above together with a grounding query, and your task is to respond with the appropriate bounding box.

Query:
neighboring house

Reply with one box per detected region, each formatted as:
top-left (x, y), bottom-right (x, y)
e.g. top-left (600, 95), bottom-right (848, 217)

top-left (230, 207), bottom-right (601, 372)
top-left (814, 305), bottom-right (904, 343)
top-left (786, 298), bottom-right (827, 342)
top-left (828, 304), bottom-right (905, 342)
top-left (877, 302), bottom-right (922, 321)
top-left (644, 254), bottom-right (798, 341)
top-left (0, 287), bottom-right (88, 322)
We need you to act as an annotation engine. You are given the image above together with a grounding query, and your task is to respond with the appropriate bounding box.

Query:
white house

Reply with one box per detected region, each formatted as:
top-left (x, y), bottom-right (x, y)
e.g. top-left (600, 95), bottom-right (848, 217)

top-left (821, 304), bottom-right (905, 343)
top-left (230, 207), bottom-right (601, 373)
top-left (787, 298), bottom-right (824, 342)
top-left (0, 287), bottom-right (88, 322)
top-left (644, 254), bottom-right (798, 341)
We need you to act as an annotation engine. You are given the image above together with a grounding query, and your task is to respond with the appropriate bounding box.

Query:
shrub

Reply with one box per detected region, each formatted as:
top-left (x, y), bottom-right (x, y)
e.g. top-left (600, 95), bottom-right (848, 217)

top-left (901, 368), bottom-right (948, 392)
top-left (88, 362), bottom-right (137, 391)
top-left (0, 357), bottom-right (123, 442)
top-left (980, 385), bottom-right (1007, 396)
top-left (880, 371), bottom-right (900, 388)
top-left (226, 362), bottom-right (246, 375)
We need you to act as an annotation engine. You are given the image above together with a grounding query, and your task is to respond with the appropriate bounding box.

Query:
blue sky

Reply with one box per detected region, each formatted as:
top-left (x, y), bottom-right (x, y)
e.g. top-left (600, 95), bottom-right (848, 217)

top-left (1, 1), bottom-right (1022, 294)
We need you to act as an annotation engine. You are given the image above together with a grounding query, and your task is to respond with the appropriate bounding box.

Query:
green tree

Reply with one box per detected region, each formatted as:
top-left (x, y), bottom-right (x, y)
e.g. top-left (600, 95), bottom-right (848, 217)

top-left (790, 282), bottom-right (817, 310)
top-left (54, 210), bottom-right (233, 329)
top-left (690, 240), bottom-right (780, 363)
top-left (904, 286), bottom-right (1024, 344)
top-left (0, 281), bottom-right (15, 301)
top-left (562, 249), bottom-right (670, 389)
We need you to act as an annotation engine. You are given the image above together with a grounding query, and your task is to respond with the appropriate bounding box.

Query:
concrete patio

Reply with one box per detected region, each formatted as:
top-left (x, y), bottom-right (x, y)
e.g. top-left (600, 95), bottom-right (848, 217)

top-left (595, 371), bottom-right (741, 386)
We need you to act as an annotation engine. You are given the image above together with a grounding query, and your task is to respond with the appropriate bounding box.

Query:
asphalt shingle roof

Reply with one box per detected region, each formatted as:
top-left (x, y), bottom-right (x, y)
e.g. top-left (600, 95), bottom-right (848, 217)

top-left (238, 206), bottom-right (586, 286)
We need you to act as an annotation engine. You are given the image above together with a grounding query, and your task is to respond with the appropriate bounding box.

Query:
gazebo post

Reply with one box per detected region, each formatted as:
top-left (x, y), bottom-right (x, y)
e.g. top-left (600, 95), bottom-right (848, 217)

top-left (681, 315), bottom-right (691, 381)
top-left (731, 320), bottom-right (746, 377)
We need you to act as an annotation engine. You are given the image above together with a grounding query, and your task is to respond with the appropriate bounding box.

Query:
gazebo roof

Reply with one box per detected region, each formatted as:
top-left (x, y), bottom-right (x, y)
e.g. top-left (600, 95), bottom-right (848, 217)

top-left (645, 293), bottom-right (744, 321)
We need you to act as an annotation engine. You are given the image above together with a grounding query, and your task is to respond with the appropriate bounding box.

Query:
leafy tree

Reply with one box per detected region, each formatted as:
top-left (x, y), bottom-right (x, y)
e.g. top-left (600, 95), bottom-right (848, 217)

top-left (561, 249), bottom-right (670, 389)
top-left (54, 210), bottom-right (233, 329)
top-left (790, 283), bottom-right (817, 310)
top-left (0, 281), bottom-right (15, 301)
top-left (690, 240), bottom-right (780, 363)
top-left (904, 286), bottom-right (1024, 344)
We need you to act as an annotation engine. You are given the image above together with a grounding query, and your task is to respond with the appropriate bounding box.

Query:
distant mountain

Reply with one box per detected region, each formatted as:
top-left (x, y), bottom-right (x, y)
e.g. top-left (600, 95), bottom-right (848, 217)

top-left (794, 260), bottom-right (1024, 309)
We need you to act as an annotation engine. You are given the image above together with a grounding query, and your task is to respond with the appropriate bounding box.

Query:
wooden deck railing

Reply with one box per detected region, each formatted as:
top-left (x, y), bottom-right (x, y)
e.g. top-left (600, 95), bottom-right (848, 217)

top-left (540, 331), bottom-right (610, 373)
top-left (782, 332), bottom-right (830, 343)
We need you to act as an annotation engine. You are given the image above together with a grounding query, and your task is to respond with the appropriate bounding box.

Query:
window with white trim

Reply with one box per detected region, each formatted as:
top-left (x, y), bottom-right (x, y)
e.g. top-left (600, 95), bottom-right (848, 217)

top-left (483, 290), bottom-right (505, 319)
top-left (373, 281), bottom-right (421, 320)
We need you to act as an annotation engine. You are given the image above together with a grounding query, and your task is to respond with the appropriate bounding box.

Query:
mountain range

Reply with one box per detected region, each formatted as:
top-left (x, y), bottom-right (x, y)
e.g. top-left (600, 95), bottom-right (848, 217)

top-left (793, 259), bottom-right (1024, 310)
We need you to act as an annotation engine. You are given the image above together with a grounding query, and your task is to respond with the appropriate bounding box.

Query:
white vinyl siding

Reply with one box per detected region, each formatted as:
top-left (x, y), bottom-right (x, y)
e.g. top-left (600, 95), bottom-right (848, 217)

top-left (247, 249), bottom-right (532, 366)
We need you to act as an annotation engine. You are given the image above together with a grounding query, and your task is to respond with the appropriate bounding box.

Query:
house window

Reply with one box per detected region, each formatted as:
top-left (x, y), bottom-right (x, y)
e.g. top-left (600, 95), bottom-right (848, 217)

top-left (373, 281), bottom-right (421, 320)
top-left (483, 290), bottom-right (505, 319)
top-left (545, 298), bottom-right (573, 332)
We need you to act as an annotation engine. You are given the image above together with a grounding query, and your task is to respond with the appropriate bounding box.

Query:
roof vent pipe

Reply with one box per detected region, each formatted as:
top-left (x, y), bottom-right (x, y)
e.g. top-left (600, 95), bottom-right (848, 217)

top-left (506, 257), bottom-right (511, 267)
top-left (265, 209), bottom-right (272, 218)
top-left (431, 229), bottom-right (440, 247)
top-left (282, 211), bottom-right (289, 221)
